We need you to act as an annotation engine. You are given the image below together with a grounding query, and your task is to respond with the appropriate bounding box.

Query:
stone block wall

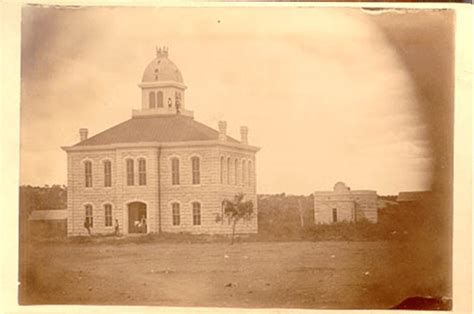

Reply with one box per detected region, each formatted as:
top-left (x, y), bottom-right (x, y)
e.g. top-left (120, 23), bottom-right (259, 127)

top-left (67, 143), bottom-right (258, 236)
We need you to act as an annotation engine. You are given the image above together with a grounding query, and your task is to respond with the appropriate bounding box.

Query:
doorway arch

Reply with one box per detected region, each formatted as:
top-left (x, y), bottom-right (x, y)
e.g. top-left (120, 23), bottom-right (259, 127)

top-left (127, 201), bottom-right (147, 234)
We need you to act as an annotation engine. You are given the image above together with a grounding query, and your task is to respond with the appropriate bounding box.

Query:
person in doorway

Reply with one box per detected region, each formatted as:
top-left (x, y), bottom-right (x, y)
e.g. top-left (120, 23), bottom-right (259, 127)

top-left (83, 218), bottom-right (91, 236)
top-left (134, 220), bottom-right (140, 233)
top-left (114, 219), bottom-right (120, 236)
top-left (140, 216), bottom-right (147, 233)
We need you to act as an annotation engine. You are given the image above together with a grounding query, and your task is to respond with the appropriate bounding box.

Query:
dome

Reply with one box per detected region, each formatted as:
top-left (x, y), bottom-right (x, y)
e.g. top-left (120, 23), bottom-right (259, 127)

top-left (334, 182), bottom-right (350, 192)
top-left (141, 48), bottom-right (183, 83)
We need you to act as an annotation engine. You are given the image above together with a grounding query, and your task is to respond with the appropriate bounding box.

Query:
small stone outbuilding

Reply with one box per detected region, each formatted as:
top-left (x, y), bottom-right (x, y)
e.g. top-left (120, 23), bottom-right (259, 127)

top-left (314, 182), bottom-right (378, 224)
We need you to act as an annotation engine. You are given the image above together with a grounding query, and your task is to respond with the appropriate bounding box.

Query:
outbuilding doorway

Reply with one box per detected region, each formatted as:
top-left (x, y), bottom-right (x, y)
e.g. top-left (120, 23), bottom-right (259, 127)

top-left (128, 202), bottom-right (147, 233)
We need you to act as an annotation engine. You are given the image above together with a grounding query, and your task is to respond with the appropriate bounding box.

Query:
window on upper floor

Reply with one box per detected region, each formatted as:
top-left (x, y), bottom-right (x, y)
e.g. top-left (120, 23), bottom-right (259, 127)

top-left (191, 157), bottom-right (200, 185)
top-left (242, 160), bottom-right (247, 186)
top-left (248, 160), bottom-right (252, 186)
top-left (104, 160), bottom-right (112, 187)
top-left (149, 91), bottom-right (156, 109)
top-left (220, 156), bottom-right (224, 184)
top-left (126, 159), bottom-right (134, 186)
top-left (138, 158), bottom-right (147, 186)
top-left (234, 158), bottom-right (239, 185)
top-left (227, 157), bottom-right (231, 185)
top-left (85, 204), bottom-right (93, 228)
top-left (172, 203), bottom-right (180, 226)
top-left (84, 161), bottom-right (93, 188)
top-left (171, 158), bottom-right (180, 185)
top-left (157, 91), bottom-right (164, 108)
top-left (104, 204), bottom-right (112, 227)
top-left (192, 202), bottom-right (201, 226)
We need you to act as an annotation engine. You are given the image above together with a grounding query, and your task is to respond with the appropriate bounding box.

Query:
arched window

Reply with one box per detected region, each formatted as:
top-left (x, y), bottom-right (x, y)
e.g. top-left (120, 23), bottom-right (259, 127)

top-left (103, 160), bottom-right (112, 187)
top-left (242, 160), bottom-right (247, 186)
top-left (138, 158), bottom-right (146, 186)
top-left (220, 156), bottom-right (224, 184)
top-left (248, 160), bottom-right (252, 186)
top-left (172, 203), bottom-right (180, 226)
top-left (156, 91), bottom-right (163, 108)
top-left (126, 159), bottom-right (134, 186)
top-left (227, 157), bottom-right (231, 184)
top-left (171, 158), bottom-right (180, 185)
top-left (85, 205), bottom-right (93, 228)
top-left (234, 158), bottom-right (239, 185)
top-left (104, 204), bottom-right (112, 227)
top-left (84, 161), bottom-right (92, 187)
top-left (192, 202), bottom-right (201, 226)
top-left (191, 157), bottom-right (200, 185)
top-left (149, 91), bottom-right (156, 109)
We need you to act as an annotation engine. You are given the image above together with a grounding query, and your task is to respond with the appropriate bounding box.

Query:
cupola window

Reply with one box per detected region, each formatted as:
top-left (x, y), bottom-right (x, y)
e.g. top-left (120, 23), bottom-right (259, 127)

top-left (149, 91), bottom-right (156, 109)
top-left (157, 91), bottom-right (163, 108)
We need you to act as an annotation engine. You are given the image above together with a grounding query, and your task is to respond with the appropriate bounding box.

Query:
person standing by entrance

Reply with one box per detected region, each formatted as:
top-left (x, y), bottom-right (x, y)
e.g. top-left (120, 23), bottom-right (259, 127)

top-left (140, 216), bottom-right (147, 233)
top-left (114, 219), bottom-right (120, 236)
top-left (83, 218), bottom-right (91, 236)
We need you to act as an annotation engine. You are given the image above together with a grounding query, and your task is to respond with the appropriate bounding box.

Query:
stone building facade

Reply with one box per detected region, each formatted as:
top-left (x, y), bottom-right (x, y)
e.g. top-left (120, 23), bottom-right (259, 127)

top-left (62, 47), bottom-right (260, 236)
top-left (314, 182), bottom-right (378, 224)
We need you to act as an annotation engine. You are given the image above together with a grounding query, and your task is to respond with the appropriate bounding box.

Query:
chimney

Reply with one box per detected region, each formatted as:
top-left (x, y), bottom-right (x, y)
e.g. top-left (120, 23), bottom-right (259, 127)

top-left (218, 121), bottom-right (227, 141)
top-left (240, 126), bottom-right (248, 145)
top-left (79, 128), bottom-right (88, 141)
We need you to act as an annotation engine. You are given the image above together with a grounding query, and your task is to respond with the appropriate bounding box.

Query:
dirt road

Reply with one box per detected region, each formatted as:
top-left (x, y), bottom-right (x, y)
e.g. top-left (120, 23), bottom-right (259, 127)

top-left (19, 240), bottom-right (450, 309)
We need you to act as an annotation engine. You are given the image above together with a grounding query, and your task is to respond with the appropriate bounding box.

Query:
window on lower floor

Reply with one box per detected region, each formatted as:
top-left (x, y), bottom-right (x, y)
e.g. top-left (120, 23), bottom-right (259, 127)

top-left (192, 202), bottom-right (201, 226)
top-left (85, 205), bottom-right (93, 228)
top-left (104, 204), bottom-right (112, 227)
top-left (172, 203), bottom-right (180, 226)
top-left (332, 208), bottom-right (338, 223)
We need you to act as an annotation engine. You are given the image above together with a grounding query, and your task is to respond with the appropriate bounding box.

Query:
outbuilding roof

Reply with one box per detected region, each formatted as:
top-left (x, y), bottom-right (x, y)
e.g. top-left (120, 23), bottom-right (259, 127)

top-left (29, 209), bottom-right (68, 221)
top-left (74, 114), bottom-right (240, 146)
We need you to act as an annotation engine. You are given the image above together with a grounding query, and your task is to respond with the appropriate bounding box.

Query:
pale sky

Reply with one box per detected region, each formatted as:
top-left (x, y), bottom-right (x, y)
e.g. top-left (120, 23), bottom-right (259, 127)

top-left (20, 6), bottom-right (445, 195)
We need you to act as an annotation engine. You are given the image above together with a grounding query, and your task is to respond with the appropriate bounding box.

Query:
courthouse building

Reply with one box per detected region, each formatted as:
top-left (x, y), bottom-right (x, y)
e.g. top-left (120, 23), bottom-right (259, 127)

top-left (314, 182), bottom-right (378, 224)
top-left (62, 47), bottom-right (260, 236)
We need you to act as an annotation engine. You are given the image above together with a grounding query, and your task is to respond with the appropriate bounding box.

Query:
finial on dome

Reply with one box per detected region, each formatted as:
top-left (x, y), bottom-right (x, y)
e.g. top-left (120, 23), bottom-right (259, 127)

top-left (156, 46), bottom-right (169, 58)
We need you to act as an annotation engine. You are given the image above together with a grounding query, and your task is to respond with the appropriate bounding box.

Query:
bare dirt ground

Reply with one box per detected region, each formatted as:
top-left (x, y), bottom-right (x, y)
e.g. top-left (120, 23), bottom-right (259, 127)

top-left (19, 239), bottom-right (450, 309)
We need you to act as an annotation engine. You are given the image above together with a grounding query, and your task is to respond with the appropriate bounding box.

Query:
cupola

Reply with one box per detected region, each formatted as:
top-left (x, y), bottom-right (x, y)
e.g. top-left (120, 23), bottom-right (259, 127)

top-left (134, 47), bottom-right (192, 117)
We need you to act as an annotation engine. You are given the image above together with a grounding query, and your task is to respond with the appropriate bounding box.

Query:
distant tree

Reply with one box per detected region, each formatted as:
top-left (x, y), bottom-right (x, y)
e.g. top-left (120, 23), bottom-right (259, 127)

top-left (19, 185), bottom-right (67, 215)
top-left (223, 193), bottom-right (254, 244)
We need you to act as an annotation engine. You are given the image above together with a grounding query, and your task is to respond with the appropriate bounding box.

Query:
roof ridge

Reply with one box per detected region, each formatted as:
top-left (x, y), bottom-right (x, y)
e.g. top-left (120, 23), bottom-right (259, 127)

top-left (72, 114), bottom-right (241, 146)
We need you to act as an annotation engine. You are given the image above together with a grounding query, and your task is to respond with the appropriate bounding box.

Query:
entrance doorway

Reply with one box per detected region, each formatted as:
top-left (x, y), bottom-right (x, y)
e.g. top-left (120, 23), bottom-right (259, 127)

top-left (128, 202), bottom-right (147, 233)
